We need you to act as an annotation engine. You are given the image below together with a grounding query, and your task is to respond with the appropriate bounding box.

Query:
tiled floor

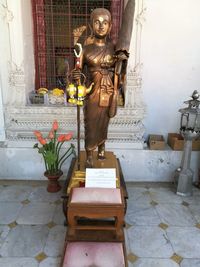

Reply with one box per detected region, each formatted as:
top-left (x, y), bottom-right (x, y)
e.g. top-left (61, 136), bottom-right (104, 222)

top-left (0, 182), bottom-right (200, 267)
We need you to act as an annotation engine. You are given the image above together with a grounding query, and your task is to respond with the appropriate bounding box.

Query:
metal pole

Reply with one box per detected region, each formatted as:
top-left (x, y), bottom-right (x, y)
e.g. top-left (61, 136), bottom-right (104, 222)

top-left (77, 105), bottom-right (81, 170)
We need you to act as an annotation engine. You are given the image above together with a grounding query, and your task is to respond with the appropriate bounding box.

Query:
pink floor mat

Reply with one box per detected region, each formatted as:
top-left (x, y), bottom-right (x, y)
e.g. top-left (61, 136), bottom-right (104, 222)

top-left (71, 188), bottom-right (122, 204)
top-left (63, 241), bottom-right (125, 267)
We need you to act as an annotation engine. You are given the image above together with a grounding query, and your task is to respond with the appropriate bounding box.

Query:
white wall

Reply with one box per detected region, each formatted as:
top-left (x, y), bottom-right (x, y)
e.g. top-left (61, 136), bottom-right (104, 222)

top-left (141, 0), bottom-right (200, 139)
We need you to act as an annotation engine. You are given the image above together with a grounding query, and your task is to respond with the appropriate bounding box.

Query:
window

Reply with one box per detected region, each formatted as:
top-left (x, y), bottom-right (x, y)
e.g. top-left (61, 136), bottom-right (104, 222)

top-left (32, 0), bottom-right (123, 91)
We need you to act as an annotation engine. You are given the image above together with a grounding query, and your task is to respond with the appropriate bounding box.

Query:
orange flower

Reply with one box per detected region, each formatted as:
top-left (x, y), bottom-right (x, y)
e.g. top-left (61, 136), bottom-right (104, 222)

top-left (52, 120), bottom-right (58, 131)
top-left (34, 130), bottom-right (42, 139)
top-left (38, 137), bottom-right (47, 145)
top-left (48, 130), bottom-right (54, 139)
top-left (57, 134), bottom-right (65, 142)
top-left (64, 133), bottom-right (73, 141)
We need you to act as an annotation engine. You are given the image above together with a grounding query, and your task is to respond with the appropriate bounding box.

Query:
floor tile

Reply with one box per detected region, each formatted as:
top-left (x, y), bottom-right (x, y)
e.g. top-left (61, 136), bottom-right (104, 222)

top-left (0, 185), bottom-right (32, 202)
top-left (28, 187), bottom-right (62, 202)
top-left (8, 221), bottom-right (18, 229)
top-left (0, 257), bottom-right (38, 267)
top-left (156, 203), bottom-right (197, 226)
top-left (0, 225), bottom-right (49, 257)
top-left (47, 222), bottom-right (57, 229)
top-left (0, 202), bottom-right (22, 224)
top-left (52, 203), bottom-right (66, 225)
top-left (17, 203), bottom-right (56, 225)
top-left (170, 253), bottom-right (183, 264)
top-left (124, 228), bottom-right (131, 255)
top-left (182, 190), bottom-right (200, 205)
top-left (44, 225), bottom-right (66, 257)
top-left (0, 226), bottom-right (10, 248)
top-left (39, 257), bottom-right (61, 267)
top-left (128, 262), bottom-right (134, 267)
top-left (132, 258), bottom-right (179, 267)
top-left (35, 252), bottom-right (47, 262)
top-left (0, 182), bottom-right (199, 266)
top-left (0, 185), bottom-right (5, 194)
top-left (127, 187), bottom-right (151, 203)
top-left (127, 226), bottom-right (174, 258)
top-left (188, 205), bottom-right (200, 222)
top-left (149, 187), bottom-right (182, 204)
top-left (167, 226), bottom-right (200, 258)
top-left (180, 259), bottom-right (200, 267)
top-left (125, 202), bottom-right (161, 226)
top-left (127, 252), bottom-right (138, 263)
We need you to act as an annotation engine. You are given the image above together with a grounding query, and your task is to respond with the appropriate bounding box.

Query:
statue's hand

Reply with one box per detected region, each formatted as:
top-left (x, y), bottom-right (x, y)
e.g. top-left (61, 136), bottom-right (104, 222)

top-left (114, 50), bottom-right (129, 62)
top-left (71, 69), bottom-right (82, 82)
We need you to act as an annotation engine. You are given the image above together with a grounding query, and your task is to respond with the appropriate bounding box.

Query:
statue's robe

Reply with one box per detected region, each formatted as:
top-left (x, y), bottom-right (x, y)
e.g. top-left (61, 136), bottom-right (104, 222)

top-left (82, 42), bottom-right (115, 151)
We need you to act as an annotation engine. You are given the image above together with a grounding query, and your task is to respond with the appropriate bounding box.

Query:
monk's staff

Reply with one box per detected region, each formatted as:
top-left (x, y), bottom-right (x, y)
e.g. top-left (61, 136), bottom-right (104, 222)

top-left (74, 43), bottom-right (82, 171)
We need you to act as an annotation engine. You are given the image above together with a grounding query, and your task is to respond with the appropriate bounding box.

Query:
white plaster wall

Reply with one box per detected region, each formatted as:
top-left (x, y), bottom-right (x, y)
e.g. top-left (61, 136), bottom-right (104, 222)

top-left (141, 0), bottom-right (200, 139)
top-left (0, 146), bottom-right (199, 183)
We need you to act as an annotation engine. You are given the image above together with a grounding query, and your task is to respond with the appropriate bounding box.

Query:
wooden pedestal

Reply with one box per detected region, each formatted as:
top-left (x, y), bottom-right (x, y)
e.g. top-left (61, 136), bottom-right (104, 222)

top-left (66, 151), bottom-right (121, 195)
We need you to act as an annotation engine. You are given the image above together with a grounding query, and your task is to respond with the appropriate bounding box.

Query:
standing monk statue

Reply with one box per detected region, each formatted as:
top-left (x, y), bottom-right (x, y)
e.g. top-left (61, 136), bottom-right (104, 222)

top-left (73, 1), bottom-right (135, 167)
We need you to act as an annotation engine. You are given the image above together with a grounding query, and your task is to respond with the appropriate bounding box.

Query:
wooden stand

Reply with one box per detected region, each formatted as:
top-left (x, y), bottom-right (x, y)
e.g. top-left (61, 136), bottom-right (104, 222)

top-left (61, 151), bottom-right (128, 267)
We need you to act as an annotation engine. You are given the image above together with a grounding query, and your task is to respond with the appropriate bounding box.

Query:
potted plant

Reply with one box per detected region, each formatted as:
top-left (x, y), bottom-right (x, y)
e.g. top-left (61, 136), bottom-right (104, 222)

top-left (33, 120), bottom-right (75, 192)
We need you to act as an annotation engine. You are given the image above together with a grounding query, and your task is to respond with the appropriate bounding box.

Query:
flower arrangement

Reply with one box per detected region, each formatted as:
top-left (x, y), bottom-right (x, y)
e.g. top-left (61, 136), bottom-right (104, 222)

top-left (33, 120), bottom-right (75, 175)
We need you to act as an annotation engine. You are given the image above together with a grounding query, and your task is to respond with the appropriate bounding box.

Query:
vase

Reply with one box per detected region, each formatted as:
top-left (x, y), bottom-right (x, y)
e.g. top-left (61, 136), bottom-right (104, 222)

top-left (44, 170), bottom-right (63, 193)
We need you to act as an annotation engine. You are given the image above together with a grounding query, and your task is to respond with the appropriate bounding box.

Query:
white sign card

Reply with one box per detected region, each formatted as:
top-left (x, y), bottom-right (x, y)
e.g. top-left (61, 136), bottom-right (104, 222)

top-left (85, 168), bottom-right (116, 188)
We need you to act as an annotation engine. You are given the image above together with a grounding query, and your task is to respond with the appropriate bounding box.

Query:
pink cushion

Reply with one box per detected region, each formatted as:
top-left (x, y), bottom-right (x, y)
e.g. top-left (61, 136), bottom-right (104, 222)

top-left (71, 188), bottom-right (122, 204)
top-left (63, 242), bottom-right (125, 267)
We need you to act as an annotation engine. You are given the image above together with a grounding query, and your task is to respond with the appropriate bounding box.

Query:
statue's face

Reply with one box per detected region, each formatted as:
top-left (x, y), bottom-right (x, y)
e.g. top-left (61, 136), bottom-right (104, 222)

top-left (92, 14), bottom-right (111, 39)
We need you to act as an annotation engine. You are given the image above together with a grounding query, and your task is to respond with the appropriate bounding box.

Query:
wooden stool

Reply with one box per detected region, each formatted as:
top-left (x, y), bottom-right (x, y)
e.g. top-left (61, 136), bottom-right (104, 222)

top-left (67, 188), bottom-right (125, 241)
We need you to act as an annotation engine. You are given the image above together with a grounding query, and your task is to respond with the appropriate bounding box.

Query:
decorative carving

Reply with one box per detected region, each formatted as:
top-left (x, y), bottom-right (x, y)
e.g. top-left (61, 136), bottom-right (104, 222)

top-left (135, 7), bottom-right (147, 26)
top-left (7, 61), bottom-right (26, 106)
top-left (8, 61), bottom-right (25, 87)
top-left (125, 65), bottom-right (146, 111)
top-left (0, 4), bottom-right (14, 23)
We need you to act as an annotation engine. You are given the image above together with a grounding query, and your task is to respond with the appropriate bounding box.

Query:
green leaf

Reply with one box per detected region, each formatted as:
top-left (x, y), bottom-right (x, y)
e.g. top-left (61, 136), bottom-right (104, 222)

top-left (45, 151), bottom-right (57, 165)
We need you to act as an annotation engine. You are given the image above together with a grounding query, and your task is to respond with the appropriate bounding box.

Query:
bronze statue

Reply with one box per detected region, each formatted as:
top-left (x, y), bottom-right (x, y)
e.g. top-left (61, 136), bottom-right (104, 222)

top-left (72, 2), bottom-right (135, 167)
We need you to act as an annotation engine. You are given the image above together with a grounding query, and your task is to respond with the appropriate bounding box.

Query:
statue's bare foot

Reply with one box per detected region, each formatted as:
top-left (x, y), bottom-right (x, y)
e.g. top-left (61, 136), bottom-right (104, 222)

top-left (85, 157), bottom-right (93, 168)
top-left (85, 151), bottom-right (94, 168)
top-left (98, 143), bottom-right (106, 160)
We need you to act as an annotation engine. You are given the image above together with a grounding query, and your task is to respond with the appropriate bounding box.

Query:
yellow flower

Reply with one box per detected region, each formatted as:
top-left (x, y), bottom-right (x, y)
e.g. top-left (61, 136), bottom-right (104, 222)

top-left (52, 88), bottom-right (64, 96)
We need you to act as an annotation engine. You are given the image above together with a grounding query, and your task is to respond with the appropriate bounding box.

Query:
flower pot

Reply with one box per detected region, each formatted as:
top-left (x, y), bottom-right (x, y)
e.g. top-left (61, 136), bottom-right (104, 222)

top-left (44, 170), bottom-right (63, 193)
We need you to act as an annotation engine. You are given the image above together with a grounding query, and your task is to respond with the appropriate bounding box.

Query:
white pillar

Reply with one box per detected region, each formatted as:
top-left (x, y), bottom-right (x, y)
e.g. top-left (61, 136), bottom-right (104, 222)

top-left (0, 0), bottom-right (10, 141)
top-left (0, 80), bottom-right (5, 141)
top-left (3, 0), bottom-right (28, 106)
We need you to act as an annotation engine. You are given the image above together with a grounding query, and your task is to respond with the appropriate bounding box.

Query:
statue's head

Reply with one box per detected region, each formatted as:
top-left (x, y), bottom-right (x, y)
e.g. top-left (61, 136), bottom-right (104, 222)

top-left (90, 8), bottom-right (112, 39)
